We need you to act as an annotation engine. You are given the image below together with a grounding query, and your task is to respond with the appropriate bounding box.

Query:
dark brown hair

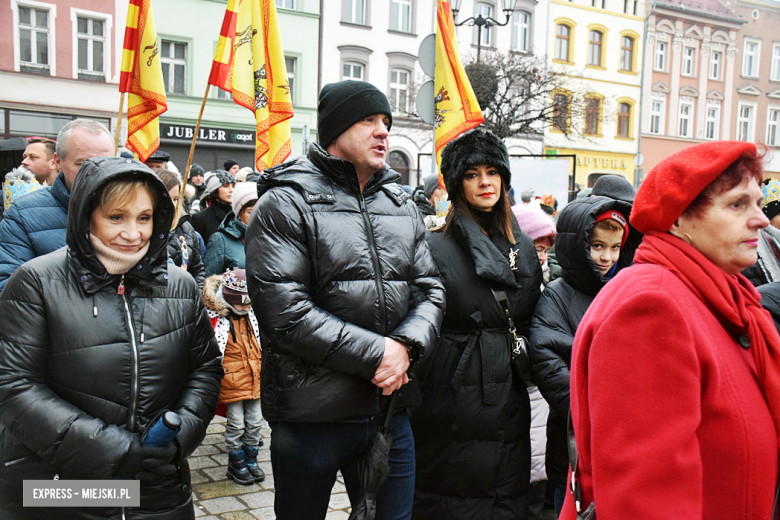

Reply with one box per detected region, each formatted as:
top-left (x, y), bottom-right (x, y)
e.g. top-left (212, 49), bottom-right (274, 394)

top-left (441, 184), bottom-right (516, 244)
top-left (683, 147), bottom-right (766, 219)
top-left (27, 138), bottom-right (56, 160)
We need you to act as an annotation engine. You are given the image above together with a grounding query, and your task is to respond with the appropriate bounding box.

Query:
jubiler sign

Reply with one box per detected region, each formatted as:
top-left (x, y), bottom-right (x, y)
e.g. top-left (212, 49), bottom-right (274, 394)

top-left (161, 124), bottom-right (255, 145)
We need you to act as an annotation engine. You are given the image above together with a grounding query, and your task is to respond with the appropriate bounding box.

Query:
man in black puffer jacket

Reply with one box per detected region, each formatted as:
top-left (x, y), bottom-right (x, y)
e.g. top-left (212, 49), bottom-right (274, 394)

top-left (245, 81), bottom-right (445, 520)
top-left (529, 196), bottom-right (641, 513)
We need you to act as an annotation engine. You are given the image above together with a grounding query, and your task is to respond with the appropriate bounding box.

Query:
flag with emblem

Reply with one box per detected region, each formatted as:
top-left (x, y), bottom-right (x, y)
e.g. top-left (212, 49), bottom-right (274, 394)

top-left (209, 0), bottom-right (293, 170)
top-left (434, 0), bottom-right (484, 187)
top-left (119, 0), bottom-right (167, 162)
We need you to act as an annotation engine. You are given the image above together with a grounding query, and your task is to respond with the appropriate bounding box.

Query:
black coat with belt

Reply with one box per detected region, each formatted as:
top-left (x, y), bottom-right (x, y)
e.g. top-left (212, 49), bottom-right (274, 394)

top-left (410, 212), bottom-right (542, 520)
top-left (244, 144), bottom-right (445, 423)
top-left (0, 157), bottom-right (223, 519)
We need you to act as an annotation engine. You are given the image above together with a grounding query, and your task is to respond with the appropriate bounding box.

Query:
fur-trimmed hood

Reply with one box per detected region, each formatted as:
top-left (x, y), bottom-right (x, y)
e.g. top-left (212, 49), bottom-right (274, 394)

top-left (439, 127), bottom-right (511, 201)
top-left (203, 274), bottom-right (232, 317)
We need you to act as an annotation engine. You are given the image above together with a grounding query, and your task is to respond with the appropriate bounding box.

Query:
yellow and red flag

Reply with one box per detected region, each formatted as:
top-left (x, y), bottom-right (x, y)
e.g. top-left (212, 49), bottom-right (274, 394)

top-left (209, 0), bottom-right (293, 170)
top-left (119, 0), bottom-right (167, 162)
top-left (435, 0), bottom-right (484, 187)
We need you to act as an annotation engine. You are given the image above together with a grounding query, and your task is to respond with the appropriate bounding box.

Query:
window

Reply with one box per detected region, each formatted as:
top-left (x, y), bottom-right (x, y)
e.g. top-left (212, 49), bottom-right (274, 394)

top-left (389, 69), bottom-right (409, 113)
top-left (767, 108), bottom-right (780, 146)
top-left (620, 36), bottom-right (634, 71)
top-left (623, 0), bottom-right (637, 13)
top-left (650, 98), bottom-right (664, 134)
top-left (216, 88), bottom-right (232, 100)
top-left (474, 3), bottom-right (493, 45)
top-left (588, 31), bottom-right (603, 67)
top-left (76, 16), bottom-right (104, 78)
top-left (737, 103), bottom-right (755, 142)
top-left (682, 47), bottom-right (695, 76)
top-left (391, 0), bottom-right (411, 33)
top-left (388, 150), bottom-right (412, 185)
top-left (555, 24), bottom-right (571, 62)
top-left (344, 0), bottom-right (365, 25)
top-left (160, 40), bottom-right (187, 95)
top-left (743, 40), bottom-right (759, 77)
top-left (343, 62), bottom-right (364, 80)
top-left (512, 11), bottom-right (530, 52)
top-left (705, 105), bottom-right (720, 140)
top-left (710, 51), bottom-right (722, 80)
top-left (772, 44), bottom-right (780, 81)
top-left (655, 41), bottom-right (667, 71)
top-left (678, 100), bottom-right (693, 138)
top-left (275, 0), bottom-right (294, 8)
top-left (584, 97), bottom-right (601, 135)
top-left (285, 56), bottom-right (295, 104)
top-left (552, 92), bottom-right (570, 132)
top-left (617, 103), bottom-right (631, 137)
top-left (18, 5), bottom-right (50, 69)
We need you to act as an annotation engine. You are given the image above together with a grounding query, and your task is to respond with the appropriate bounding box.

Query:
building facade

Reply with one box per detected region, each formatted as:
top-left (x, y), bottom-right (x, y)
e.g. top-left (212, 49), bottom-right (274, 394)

top-left (0, 0), bottom-right (121, 142)
top-left (319, 0), bottom-right (548, 186)
top-left (544, 0), bottom-right (646, 188)
top-left (640, 0), bottom-right (744, 175)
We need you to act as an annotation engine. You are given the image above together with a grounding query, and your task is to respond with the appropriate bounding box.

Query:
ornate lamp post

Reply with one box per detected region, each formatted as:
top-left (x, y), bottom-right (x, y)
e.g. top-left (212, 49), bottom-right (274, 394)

top-left (450, 0), bottom-right (519, 63)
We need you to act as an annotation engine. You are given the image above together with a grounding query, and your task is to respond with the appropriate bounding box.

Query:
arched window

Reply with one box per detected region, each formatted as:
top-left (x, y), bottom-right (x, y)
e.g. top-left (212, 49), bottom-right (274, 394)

top-left (617, 103), bottom-right (631, 137)
top-left (588, 31), bottom-right (603, 66)
top-left (620, 36), bottom-right (634, 71)
top-left (388, 150), bottom-right (412, 185)
top-left (555, 24), bottom-right (570, 62)
top-left (584, 95), bottom-right (602, 135)
top-left (552, 90), bottom-right (571, 132)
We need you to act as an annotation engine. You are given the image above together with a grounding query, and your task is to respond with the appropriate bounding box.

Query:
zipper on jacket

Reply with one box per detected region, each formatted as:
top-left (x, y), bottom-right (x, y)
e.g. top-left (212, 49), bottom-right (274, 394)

top-left (120, 277), bottom-right (140, 433)
top-left (358, 193), bottom-right (387, 334)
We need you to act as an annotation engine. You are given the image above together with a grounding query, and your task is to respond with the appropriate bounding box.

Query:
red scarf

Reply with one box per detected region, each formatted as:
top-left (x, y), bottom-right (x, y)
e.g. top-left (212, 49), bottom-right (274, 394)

top-left (635, 230), bottom-right (780, 452)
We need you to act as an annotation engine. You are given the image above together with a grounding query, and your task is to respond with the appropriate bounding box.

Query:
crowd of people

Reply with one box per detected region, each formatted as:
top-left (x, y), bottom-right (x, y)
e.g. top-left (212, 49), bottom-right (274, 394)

top-left (1, 78), bottom-right (780, 520)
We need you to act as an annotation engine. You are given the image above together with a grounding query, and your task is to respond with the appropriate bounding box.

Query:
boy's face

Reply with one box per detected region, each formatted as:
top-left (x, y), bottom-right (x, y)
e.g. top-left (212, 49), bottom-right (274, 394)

top-left (589, 226), bottom-right (623, 275)
top-left (233, 303), bottom-right (251, 312)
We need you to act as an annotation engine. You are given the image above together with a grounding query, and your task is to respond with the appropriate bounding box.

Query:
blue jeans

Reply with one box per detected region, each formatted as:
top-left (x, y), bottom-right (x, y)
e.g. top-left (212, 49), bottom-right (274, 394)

top-left (270, 410), bottom-right (415, 520)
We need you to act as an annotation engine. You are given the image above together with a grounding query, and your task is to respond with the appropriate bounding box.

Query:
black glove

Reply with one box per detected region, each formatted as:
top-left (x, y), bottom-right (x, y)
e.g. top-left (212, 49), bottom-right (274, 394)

top-left (116, 433), bottom-right (178, 482)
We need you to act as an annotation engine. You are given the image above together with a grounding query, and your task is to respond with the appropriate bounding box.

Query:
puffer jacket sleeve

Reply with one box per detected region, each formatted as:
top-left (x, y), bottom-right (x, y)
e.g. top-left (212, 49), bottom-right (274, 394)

top-left (529, 283), bottom-right (573, 417)
top-left (171, 292), bottom-right (222, 459)
top-left (0, 266), bottom-right (132, 478)
top-left (187, 232), bottom-right (207, 289)
top-left (388, 210), bottom-right (445, 364)
top-left (203, 232), bottom-right (227, 277)
top-left (246, 188), bottom-right (386, 381)
top-left (0, 204), bottom-right (35, 292)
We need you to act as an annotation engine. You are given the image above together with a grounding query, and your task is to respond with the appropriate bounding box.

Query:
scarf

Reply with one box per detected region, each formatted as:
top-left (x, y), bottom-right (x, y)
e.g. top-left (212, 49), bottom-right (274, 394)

top-left (635, 230), bottom-right (780, 453)
top-left (90, 234), bottom-right (150, 275)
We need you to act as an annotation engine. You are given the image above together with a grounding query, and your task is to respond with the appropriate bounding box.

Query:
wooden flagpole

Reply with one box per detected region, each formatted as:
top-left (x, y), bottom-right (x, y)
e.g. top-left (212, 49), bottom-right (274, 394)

top-left (176, 84), bottom-right (210, 219)
top-left (114, 92), bottom-right (125, 154)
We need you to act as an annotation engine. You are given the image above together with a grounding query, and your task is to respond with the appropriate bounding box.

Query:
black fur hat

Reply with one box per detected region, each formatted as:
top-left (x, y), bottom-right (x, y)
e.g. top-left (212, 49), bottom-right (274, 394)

top-left (440, 128), bottom-right (511, 201)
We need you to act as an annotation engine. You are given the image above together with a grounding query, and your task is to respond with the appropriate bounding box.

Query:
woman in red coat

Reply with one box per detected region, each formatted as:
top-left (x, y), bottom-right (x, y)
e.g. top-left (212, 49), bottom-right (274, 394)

top-left (562, 141), bottom-right (780, 520)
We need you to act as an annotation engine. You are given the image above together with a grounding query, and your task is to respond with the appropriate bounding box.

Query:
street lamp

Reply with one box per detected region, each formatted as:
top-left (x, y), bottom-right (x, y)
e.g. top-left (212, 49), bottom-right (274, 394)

top-left (450, 0), bottom-right (519, 63)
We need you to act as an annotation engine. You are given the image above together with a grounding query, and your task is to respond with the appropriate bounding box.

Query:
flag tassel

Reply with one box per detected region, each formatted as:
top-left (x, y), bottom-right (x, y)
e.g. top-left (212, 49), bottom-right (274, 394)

top-left (176, 84), bottom-right (210, 219)
top-left (114, 92), bottom-right (125, 155)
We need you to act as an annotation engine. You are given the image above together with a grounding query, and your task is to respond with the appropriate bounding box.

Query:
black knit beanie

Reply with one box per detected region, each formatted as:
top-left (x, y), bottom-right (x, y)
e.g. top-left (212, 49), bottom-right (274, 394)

top-left (318, 81), bottom-right (393, 149)
top-left (440, 128), bottom-right (511, 201)
top-left (223, 159), bottom-right (239, 171)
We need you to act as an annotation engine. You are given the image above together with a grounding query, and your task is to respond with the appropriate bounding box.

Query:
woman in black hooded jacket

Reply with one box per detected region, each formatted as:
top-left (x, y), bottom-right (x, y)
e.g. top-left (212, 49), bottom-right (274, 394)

top-left (0, 156), bottom-right (223, 519)
top-left (528, 195), bottom-right (640, 512)
top-left (411, 129), bottom-right (543, 520)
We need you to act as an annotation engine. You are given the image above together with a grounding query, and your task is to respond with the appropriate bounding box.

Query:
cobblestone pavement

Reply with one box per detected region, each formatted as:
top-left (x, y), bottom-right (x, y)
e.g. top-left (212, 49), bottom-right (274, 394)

top-left (191, 415), bottom-right (352, 520)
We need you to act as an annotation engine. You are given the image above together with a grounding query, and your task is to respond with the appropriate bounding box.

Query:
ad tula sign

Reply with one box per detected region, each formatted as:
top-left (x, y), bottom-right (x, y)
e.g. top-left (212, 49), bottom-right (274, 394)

top-left (161, 124), bottom-right (255, 145)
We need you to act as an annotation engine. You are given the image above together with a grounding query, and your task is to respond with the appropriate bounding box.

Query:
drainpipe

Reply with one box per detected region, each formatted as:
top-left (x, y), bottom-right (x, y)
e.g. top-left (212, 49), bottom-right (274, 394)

top-left (318, 0), bottom-right (323, 95)
top-left (636, 1), bottom-right (657, 188)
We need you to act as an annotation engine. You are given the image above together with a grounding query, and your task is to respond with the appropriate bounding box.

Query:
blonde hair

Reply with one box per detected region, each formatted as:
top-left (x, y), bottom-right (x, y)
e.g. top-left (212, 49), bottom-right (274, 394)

top-left (95, 178), bottom-right (157, 216)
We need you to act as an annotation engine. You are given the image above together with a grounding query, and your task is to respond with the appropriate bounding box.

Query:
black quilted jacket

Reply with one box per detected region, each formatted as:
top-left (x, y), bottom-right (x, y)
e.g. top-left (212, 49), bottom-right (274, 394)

top-left (245, 144), bottom-right (445, 423)
top-left (0, 157), bottom-right (223, 519)
top-left (529, 196), bottom-right (639, 484)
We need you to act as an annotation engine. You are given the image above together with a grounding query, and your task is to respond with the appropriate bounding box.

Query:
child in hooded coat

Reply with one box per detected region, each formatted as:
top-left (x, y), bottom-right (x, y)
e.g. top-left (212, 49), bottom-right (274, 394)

top-left (203, 268), bottom-right (265, 485)
top-left (528, 196), bottom-right (641, 514)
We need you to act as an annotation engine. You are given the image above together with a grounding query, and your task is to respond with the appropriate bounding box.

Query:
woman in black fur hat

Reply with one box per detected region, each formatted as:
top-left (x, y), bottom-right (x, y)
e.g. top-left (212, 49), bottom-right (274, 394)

top-left (410, 128), bottom-right (543, 519)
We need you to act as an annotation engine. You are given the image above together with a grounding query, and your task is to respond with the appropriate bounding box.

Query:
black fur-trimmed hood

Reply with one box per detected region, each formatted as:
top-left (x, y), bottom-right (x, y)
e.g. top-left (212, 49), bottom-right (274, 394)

top-left (440, 127), bottom-right (510, 201)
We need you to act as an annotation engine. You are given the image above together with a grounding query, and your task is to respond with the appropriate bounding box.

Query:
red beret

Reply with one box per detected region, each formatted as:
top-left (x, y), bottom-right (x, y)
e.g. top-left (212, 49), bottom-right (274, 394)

top-left (630, 141), bottom-right (756, 233)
